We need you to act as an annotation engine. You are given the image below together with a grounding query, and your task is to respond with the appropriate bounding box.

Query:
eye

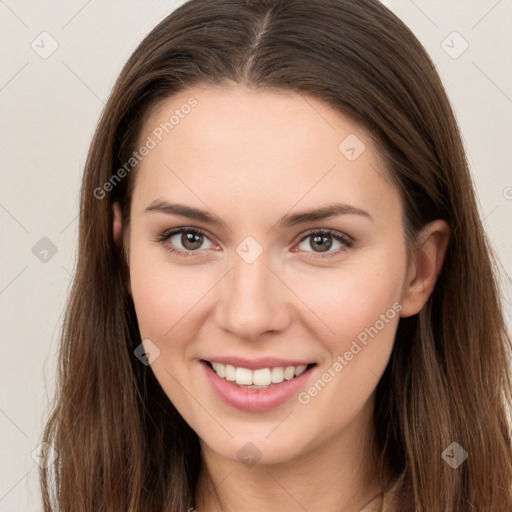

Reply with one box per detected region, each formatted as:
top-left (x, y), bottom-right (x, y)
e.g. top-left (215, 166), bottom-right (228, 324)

top-left (155, 227), bottom-right (216, 257)
top-left (293, 229), bottom-right (353, 258)
top-left (155, 227), bottom-right (353, 259)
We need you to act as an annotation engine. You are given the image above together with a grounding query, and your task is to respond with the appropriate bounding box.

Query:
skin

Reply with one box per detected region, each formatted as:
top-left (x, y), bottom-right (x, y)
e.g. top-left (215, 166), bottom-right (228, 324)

top-left (112, 82), bottom-right (450, 512)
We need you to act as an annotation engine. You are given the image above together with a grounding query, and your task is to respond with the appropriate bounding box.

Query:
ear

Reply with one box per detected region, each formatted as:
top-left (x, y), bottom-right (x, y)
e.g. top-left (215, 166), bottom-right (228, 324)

top-left (112, 201), bottom-right (132, 295)
top-left (400, 219), bottom-right (450, 318)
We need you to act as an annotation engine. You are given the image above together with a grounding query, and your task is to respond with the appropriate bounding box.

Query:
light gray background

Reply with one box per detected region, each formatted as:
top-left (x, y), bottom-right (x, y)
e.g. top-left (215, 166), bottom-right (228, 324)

top-left (0, 1), bottom-right (511, 510)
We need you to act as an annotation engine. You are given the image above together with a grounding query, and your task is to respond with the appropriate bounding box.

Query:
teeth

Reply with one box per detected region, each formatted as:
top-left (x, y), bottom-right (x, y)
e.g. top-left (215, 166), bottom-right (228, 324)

top-left (209, 362), bottom-right (309, 386)
top-left (270, 366), bottom-right (283, 383)
top-left (283, 366), bottom-right (296, 380)
top-left (295, 364), bottom-right (307, 377)
top-left (253, 368), bottom-right (272, 386)
top-left (225, 364), bottom-right (236, 381)
top-left (235, 367), bottom-right (253, 385)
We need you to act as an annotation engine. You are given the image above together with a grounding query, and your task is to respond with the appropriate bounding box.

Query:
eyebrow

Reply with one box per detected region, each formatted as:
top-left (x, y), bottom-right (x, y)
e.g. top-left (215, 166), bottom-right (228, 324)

top-left (144, 200), bottom-right (372, 229)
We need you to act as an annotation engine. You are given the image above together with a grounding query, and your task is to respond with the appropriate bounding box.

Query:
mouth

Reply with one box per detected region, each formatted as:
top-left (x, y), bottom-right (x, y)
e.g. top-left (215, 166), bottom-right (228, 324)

top-left (201, 359), bottom-right (317, 389)
top-left (200, 358), bottom-right (318, 412)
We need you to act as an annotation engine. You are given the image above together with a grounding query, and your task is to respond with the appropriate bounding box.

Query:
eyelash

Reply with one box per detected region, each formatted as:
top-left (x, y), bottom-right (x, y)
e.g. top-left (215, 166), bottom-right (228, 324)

top-left (154, 227), bottom-right (353, 260)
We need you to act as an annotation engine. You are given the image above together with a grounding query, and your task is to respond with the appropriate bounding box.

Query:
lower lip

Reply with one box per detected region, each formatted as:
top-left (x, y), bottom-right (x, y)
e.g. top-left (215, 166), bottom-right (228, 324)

top-left (201, 360), bottom-right (317, 412)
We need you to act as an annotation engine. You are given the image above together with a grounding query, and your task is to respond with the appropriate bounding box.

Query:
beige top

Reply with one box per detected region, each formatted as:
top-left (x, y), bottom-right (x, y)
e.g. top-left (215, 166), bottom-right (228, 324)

top-left (359, 493), bottom-right (384, 512)
top-left (359, 483), bottom-right (398, 512)
top-left (359, 484), bottom-right (395, 512)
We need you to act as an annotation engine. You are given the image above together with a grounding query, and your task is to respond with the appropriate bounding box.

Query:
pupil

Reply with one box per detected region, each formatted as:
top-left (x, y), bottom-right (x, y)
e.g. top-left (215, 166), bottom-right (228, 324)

top-left (311, 235), bottom-right (332, 252)
top-left (182, 232), bottom-right (202, 250)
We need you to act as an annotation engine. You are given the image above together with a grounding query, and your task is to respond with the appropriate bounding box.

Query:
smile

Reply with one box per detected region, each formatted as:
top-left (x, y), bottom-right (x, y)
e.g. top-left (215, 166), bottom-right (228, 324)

top-left (200, 360), bottom-right (318, 412)
top-left (205, 360), bottom-right (314, 388)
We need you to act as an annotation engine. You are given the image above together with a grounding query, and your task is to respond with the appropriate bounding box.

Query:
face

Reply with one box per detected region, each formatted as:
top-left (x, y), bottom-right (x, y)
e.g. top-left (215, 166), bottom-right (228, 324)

top-left (122, 83), bottom-right (413, 466)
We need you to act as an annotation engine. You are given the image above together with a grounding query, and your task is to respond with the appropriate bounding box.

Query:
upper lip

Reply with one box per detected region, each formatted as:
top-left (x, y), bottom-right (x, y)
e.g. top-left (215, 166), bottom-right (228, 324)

top-left (202, 356), bottom-right (316, 371)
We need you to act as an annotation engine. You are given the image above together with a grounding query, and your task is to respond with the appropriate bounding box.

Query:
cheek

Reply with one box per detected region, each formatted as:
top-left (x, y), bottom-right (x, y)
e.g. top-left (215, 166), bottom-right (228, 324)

top-left (291, 266), bottom-right (403, 431)
top-left (288, 252), bottom-right (406, 349)
top-left (128, 240), bottom-right (208, 339)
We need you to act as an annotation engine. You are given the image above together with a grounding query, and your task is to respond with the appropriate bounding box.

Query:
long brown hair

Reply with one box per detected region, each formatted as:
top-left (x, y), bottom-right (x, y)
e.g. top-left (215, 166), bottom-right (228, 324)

top-left (39, 0), bottom-right (512, 510)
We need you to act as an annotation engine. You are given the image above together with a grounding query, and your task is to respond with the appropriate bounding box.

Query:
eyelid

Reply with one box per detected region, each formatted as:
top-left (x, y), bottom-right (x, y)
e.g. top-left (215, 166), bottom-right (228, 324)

top-left (156, 226), bottom-right (213, 243)
top-left (295, 227), bottom-right (353, 245)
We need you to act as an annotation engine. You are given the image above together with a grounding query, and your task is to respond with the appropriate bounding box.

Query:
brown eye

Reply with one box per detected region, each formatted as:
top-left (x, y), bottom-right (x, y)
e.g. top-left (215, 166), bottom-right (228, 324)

top-left (156, 227), bottom-right (216, 256)
top-left (309, 234), bottom-right (333, 253)
top-left (180, 231), bottom-right (204, 251)
top-left (295, 229), bottom-right (353, 258)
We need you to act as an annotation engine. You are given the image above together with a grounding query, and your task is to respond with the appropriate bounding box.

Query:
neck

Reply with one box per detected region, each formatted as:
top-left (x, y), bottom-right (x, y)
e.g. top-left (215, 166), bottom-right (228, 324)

top-left (194, 397), bottom-right (388, 512)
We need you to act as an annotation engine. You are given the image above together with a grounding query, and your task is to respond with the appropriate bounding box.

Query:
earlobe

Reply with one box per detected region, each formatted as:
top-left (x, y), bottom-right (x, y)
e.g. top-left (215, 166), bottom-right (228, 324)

top-left (400, 219), bottom-right (450, 318)
top-left (112, 201), bottom-right (132, 295)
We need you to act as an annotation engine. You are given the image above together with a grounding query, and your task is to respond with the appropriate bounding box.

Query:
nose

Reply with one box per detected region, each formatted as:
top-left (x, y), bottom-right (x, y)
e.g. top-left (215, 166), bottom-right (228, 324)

top-left (214, 249), bottom-right (291, 341)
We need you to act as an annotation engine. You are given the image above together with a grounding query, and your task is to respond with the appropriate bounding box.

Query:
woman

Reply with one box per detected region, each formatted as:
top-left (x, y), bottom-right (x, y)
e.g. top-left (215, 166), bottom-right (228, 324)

top-left (39, 0), bottom-right (512, 510)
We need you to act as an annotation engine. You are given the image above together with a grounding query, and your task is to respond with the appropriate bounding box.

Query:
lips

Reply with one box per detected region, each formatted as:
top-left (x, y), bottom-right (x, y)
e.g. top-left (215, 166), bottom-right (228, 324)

top-left (200, 356), bottom-right (315, 371)
top-left (200, 359), bottom-right (318, 412)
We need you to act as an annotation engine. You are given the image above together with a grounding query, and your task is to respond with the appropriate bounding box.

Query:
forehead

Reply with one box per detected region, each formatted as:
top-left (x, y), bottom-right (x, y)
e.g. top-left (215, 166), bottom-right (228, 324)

top-left (131, 83), bottom-right (399, 223)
